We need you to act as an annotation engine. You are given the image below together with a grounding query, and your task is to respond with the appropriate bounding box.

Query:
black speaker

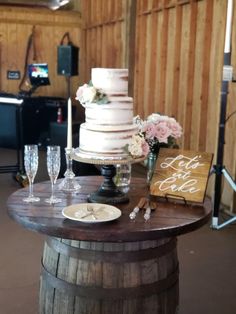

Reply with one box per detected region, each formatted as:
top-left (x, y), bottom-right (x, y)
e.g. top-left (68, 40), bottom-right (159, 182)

top-left (57, 45), bottom-right (79, 76)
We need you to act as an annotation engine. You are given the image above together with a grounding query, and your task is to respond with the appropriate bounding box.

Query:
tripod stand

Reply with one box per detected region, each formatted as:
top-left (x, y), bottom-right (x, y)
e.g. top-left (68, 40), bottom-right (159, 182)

top-left (212, 0), bottom-right (236, 229)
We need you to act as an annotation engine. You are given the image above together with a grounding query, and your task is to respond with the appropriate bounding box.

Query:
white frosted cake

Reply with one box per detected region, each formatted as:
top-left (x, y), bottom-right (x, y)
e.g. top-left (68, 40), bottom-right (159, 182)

top-left (76, 68), bottom-right (138, 159)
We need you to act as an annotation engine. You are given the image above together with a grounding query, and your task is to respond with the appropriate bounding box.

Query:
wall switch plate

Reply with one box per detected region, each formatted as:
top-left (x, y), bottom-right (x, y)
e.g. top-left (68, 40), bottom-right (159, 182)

top-left (7, 70), bottom-right (21, 80)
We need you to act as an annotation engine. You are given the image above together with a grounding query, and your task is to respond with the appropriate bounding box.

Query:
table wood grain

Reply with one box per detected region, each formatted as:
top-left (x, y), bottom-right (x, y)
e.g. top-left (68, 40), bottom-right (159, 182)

top-left (7, 176), bottom-right (212, 242)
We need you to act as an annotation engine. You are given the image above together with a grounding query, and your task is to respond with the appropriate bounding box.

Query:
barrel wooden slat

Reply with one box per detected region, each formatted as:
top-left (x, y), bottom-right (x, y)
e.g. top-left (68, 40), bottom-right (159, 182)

top-left (53, 239), bottom-right (73, 314)
top-left (81, 240), bottom-right (105, 313)
top-left (101, 241), bottom-right (124, 314)
top-left (40, 240), bottom-right (60, 314)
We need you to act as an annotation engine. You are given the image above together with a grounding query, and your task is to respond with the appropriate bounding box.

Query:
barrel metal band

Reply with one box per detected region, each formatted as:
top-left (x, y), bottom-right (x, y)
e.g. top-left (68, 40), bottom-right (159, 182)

top-left (46, 237), bottom-right (177, 263)
top-left (41, 262), bottom-right (179, 300)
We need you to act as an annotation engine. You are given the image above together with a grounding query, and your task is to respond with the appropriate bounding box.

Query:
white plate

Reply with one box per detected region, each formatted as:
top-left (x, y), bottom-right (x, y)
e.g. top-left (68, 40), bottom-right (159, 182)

top-left (62, 203), bottom-right (122, 223)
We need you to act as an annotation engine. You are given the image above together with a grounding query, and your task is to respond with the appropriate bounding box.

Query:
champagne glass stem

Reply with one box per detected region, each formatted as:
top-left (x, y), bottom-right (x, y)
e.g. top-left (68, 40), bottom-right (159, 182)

top-left (29, 180), bottom-right (33, 198)
top-left (51, 180), bottom-right (54, 200)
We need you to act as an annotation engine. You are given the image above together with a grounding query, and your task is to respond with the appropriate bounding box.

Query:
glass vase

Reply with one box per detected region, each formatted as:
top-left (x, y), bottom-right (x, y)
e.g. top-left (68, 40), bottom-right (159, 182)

top-left (146, 152), bottom-right (157, 184)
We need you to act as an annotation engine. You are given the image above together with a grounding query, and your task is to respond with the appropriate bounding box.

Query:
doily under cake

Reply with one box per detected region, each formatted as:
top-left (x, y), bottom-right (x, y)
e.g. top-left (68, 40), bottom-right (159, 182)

top-left (72, 147), bottom-right (146, 166)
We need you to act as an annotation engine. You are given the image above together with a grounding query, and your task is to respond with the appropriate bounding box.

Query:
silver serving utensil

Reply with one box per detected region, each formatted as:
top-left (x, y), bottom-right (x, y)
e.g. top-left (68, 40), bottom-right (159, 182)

top-left (144, 201), bottom-right (157, 221)
top-left (144, 206), bottom-right (151, 221)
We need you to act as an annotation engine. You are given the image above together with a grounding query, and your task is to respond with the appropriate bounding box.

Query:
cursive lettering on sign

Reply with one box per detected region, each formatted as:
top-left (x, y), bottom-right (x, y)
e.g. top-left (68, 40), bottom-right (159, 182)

top-left (160, 155), bottom-right (204, 171)
top-left (155, 176), bottom-right (200, 194)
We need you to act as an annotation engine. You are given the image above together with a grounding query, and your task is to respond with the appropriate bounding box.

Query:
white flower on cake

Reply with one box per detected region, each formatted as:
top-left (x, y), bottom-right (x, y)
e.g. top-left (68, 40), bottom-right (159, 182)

top-left (76, 81), bottom-right (109, 106)
top-left (81, 84), bottom-right (97, 103)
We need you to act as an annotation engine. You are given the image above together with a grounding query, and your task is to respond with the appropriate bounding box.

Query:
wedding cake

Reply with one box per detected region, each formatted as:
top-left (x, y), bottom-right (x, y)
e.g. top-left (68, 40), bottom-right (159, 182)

top-left (76, 68), bottom-right (138, 159)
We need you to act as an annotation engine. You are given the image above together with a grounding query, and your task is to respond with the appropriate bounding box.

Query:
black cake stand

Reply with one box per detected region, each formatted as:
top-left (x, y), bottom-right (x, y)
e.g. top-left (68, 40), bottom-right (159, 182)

top-left (72, 149), bottom-right (146, 204)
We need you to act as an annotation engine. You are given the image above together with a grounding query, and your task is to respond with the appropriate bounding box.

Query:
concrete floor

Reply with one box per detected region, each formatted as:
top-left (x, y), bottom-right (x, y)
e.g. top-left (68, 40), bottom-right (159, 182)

top-left (0, 148), bottom-right (236, 314)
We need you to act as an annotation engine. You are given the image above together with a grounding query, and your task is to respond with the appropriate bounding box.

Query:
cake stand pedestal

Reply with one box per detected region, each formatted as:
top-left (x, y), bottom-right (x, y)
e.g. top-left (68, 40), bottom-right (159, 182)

top-left (89, 164), bottom-right (128, 204)
top-left (72, 150), bottom-right (146, 204)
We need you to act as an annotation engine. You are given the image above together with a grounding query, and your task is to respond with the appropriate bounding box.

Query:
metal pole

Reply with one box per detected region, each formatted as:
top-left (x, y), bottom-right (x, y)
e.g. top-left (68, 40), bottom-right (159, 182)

top-left (212, 55), bottom-right (230, 227)
top-left (212, 0), bottom-right (235, 229)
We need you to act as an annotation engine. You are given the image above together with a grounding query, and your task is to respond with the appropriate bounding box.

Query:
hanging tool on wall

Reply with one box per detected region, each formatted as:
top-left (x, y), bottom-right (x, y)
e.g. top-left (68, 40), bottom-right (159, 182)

top-left (18, 25), bottom-right (37, 96)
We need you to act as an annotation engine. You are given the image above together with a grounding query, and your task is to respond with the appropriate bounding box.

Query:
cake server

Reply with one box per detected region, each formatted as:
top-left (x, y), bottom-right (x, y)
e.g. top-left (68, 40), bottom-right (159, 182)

top-left (144, 201), bottom-right (157, 221)
top-left (129, 197), bottom-right (147, 220)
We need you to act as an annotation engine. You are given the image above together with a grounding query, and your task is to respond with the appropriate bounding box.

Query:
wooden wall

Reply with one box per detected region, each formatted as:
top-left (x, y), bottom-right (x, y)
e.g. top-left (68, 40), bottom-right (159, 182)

top-left (81, 0), bottom-right (132, 82)
top-left (82, 0), bottom-right (236, 211)
top-left (0, 6), bottom-right (81, 99)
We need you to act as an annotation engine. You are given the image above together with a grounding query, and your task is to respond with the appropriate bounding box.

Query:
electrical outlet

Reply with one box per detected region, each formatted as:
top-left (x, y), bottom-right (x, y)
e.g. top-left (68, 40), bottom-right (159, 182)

top-left (7, 70), bottom-right (21, 80)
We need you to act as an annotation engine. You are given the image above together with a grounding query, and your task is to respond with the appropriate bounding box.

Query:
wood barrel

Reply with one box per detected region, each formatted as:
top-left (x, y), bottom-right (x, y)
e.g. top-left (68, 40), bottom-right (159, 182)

top-left (39, 236), bottom-right (179, 314)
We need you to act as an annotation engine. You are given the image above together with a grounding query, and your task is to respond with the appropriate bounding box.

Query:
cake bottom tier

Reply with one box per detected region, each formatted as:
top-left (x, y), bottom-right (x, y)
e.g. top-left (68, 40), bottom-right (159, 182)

top-left (79, 123), bottom-right (138, 156)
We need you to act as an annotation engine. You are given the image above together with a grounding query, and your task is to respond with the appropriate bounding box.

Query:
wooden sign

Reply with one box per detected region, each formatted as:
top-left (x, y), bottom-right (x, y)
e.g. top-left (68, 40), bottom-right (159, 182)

top-left (150, 148), bottom-right (213, 203)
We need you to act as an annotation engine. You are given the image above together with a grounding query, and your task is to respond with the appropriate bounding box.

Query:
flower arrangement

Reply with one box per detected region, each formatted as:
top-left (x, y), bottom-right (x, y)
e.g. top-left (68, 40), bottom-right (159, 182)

top-left (130, 113), bottom-right (182, 156)
top-left (76, 81), bottom-right (109, 106)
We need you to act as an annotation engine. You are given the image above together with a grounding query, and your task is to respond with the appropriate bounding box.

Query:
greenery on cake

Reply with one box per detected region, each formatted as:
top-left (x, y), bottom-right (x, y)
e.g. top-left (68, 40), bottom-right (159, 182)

top-left (76, 81), bottom-right (109, 105)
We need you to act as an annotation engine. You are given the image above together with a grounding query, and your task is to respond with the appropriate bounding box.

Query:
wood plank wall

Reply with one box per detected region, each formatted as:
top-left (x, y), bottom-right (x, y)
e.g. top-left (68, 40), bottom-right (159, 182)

top-left (82, 0), bottom-right (235, 210)
top-left (81, 0), bottom-right (131, 82)
top-left (0, 6), bottom-right (81, 100)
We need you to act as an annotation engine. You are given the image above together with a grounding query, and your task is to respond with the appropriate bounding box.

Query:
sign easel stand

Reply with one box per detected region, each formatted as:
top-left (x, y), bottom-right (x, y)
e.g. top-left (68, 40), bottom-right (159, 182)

top-left (164, 194), bottom-right (187, 206)
top-left (212, 0), bottom-right (236, 230)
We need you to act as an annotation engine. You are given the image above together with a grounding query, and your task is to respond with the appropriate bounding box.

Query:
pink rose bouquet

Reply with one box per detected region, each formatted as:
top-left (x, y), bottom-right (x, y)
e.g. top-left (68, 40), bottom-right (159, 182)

top-left (134, 113), bottom-right (182, 153)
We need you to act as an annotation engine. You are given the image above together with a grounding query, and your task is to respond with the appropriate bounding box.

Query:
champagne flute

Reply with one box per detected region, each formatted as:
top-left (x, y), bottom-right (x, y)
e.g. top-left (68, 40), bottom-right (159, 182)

top-left (45, 146), bottom-right (62, 204)
top-left (23, 145), bottom-right (40, 203)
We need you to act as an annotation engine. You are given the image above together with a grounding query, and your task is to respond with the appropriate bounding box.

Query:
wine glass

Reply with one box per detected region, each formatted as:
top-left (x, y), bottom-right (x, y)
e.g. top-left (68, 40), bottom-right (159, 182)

top-left (23, 145), bottom-right (40, 203)
top-left (45, 146), bottom-right (62, 204)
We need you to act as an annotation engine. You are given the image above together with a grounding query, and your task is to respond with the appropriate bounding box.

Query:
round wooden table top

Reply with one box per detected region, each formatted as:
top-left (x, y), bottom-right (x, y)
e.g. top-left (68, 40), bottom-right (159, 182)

top-left (7, 176), bottom-right (212, 242)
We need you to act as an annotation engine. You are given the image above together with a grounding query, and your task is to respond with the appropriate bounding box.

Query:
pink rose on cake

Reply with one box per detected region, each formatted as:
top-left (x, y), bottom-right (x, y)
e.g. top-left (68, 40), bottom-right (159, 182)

top-left (76, 81), bottom-right (109, 106)
top-left (134, 113), bottom-right (182, 153)
top-left (127, 134), bottom-right (150, 158)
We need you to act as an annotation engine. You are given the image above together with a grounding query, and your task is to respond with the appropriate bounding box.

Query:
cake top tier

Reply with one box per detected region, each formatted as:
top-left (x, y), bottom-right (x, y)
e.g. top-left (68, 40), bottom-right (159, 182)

top-left (92, 68), bottom-right (128, 96)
